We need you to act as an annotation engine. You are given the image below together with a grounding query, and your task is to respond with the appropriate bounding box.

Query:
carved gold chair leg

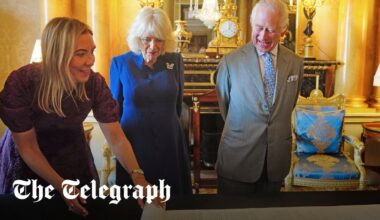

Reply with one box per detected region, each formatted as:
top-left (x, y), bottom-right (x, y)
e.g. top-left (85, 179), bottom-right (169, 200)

top-left (344, 134), bottom-right (367, 190)
top-left (284, 154), bottom-right (295, 191)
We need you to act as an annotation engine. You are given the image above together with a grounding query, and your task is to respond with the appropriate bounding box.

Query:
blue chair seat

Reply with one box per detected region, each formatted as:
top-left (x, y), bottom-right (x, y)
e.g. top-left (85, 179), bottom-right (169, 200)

top-left (294, 153), bottom-right (360, 181)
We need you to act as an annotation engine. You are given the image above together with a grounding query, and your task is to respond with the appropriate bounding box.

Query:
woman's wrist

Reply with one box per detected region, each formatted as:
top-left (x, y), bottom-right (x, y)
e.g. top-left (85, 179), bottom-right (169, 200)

top-left (130, 168), bottom-right (144, 176)
top-left (130, 170), bottom-right (147, 187)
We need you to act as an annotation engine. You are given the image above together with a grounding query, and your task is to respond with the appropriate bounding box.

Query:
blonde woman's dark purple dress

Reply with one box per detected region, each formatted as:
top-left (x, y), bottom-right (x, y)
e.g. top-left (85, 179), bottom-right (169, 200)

top-left (0, 63), bottom-right (119, 194)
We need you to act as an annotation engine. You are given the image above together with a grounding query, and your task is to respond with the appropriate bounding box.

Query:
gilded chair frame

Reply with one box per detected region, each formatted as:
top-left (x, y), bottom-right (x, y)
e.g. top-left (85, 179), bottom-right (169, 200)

top-left (285, 83), bottom-right (366, 190)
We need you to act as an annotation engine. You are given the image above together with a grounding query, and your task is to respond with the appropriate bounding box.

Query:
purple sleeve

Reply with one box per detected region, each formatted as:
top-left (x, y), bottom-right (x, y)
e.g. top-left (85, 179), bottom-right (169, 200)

top-left (0, 68), bottom-right (34, 132)
top-left (91, 73), bottom-right (119, 123)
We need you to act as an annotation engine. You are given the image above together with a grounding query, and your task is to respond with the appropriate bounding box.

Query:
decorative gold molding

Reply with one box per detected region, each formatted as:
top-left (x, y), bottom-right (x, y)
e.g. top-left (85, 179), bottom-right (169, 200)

top-left (174, 20), bottom-right (192, 53)
top-left (303, 60), bottom-right (340, 70)
top-left (138, 0), bottom-right (163, 8)
top-left (192, 96), bottom-right (200, 113)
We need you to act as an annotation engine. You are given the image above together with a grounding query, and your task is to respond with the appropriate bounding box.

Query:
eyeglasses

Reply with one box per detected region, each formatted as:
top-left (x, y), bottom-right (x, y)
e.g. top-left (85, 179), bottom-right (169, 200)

top-left (253, 25), bottom-right (281, 35)
top-left (140, 37), bottom-right (164, 45)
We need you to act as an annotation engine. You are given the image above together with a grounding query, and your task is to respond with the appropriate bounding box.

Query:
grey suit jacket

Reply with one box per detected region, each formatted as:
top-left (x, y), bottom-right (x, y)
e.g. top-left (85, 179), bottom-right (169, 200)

top-left (216, 43), bottom-right (304, 183)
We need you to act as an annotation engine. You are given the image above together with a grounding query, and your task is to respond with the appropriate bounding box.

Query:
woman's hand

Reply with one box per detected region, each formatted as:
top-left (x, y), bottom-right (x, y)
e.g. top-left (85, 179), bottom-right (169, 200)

top-left (98, 122), bottom-right (165, 208)
top-left (12, 129), bottom-right (89, 216)
top-left (131, 173), bottom-right (165, 208)
top-left (59, 185), bottom-right (89, 217)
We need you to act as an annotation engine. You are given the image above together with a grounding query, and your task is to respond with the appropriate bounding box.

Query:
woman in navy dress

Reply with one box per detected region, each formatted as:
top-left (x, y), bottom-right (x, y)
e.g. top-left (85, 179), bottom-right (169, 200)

top-left (110, 7), bottom-right (192, 202)
top-left (0, 17), bottom-right (151, 217)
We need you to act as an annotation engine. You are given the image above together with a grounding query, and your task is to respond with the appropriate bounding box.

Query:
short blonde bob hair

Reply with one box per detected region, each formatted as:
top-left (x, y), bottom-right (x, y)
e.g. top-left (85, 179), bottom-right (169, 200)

top-left (127, 7), bottom-right (176, 54)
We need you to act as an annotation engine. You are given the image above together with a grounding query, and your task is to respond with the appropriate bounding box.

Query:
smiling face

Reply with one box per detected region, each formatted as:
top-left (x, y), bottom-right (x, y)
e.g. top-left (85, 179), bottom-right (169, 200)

top-left (139, 36), bottom-right (165, 68)
top-left (251, 6), bottom-right (287, 52)
top-left (69, 33), bottom-right (95, 83)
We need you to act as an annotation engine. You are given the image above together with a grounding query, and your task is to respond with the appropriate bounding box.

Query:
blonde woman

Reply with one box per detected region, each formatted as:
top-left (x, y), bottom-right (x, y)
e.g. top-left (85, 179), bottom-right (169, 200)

top-left (0, 17), bottom-right (151, 217)
top-left (110, 7), bottom-right (192, 218)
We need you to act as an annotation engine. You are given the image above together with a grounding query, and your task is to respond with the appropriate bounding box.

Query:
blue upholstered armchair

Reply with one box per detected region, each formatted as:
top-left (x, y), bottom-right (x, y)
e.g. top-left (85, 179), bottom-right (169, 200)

top-left (284, 87), bottom-right (366, 190)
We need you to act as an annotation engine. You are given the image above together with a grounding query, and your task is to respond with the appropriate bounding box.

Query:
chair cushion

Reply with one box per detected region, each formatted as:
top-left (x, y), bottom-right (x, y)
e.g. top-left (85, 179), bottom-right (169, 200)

top-left (294, 107), bottom-right (345, 153)
top-left (297, 105), bottom-right (339, 112)
top-left (293, 153), bottom-right (360, 180)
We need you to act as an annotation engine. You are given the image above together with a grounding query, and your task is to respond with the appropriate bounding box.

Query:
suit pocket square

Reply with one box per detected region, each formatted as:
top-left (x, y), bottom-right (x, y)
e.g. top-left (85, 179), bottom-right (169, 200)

top-left (287, 75), bottom-right (298, 82)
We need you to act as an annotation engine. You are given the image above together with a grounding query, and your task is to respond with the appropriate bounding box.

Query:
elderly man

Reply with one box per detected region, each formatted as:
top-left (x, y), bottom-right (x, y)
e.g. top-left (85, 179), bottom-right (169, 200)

top-left (216, 0), bottom-right (304, 194)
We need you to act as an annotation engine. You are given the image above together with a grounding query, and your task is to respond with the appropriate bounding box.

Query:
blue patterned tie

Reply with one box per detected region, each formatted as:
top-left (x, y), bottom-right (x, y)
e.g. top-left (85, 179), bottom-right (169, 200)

top-left (262, 52), bottom-right (276, 106)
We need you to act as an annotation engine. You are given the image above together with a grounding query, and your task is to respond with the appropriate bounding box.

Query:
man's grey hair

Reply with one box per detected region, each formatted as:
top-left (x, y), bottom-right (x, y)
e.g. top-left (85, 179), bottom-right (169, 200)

top-left (250, 0), bottom-right (289, 32)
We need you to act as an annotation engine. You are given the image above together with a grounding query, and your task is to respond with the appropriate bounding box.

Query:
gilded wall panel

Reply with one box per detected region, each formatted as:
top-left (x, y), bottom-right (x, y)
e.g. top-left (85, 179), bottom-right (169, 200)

top-left (0, 0), bottom-right (40, 136)
top-left (109, 0), bottom-right (141, 58)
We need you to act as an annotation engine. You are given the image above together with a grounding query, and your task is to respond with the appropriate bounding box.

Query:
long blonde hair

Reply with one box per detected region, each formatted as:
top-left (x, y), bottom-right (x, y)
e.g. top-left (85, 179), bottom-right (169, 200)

top-left (37, 17), bottom-right (92, 117)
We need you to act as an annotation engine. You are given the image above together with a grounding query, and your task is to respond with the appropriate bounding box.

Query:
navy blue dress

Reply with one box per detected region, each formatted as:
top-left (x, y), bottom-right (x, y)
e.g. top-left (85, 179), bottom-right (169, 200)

top-left (110, 52), bottom-right (192, 195)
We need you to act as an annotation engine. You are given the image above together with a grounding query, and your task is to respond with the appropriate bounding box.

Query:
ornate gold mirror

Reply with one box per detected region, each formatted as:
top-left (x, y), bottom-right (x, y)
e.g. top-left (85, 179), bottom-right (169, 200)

top-left (172, 0), bottom-right (297, 56)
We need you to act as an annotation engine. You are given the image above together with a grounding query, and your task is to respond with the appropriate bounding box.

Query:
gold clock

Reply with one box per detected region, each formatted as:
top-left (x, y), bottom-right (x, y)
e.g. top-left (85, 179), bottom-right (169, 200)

top-left (219, 20), bottom-right (238, 38)
top-left (206, 0), bottom-right (242, 57)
